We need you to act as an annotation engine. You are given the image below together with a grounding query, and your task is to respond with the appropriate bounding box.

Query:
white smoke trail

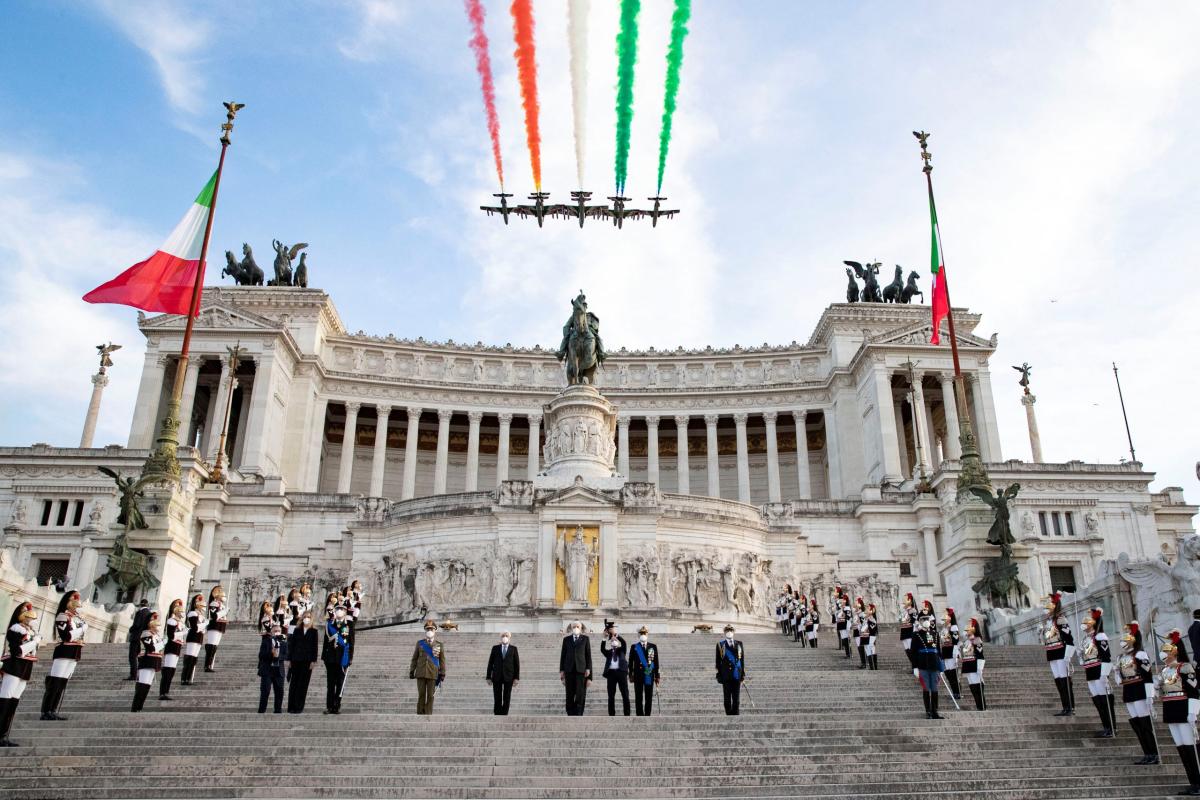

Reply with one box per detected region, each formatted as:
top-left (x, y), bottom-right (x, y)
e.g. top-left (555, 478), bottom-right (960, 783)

top-left (567, 0), bottom-right (589, 187)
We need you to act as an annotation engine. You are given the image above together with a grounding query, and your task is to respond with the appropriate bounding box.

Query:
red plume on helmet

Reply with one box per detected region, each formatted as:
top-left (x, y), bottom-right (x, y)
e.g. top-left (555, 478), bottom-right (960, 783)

top-left (1088, 607), bottom-right (1104, 632)
top-left (1168, 630), bottom-right (1191, 663)
top-left (967, 617), bottom-right (981, 634)
top-left (8, 602), bottom-right (34, 627)
top-left (944, 607), bottom-right (957, 625)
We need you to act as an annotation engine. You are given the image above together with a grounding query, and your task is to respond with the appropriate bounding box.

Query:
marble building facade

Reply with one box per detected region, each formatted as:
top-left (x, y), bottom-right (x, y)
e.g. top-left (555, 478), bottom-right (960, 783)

top-left (0, 287), bottom-right (1193, 631)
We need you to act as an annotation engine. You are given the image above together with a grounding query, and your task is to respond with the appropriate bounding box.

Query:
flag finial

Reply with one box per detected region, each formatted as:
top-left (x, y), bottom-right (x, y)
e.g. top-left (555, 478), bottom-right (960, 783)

top-left (221, 102), bottom-right (245, 145)
top-left (913, 130), bottom-right (932, 174)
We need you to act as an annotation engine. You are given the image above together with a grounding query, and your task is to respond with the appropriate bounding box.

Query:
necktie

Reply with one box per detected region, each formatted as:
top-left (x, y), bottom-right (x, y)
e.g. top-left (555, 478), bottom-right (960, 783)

top-left (502, 646), bottom-right (507, 658)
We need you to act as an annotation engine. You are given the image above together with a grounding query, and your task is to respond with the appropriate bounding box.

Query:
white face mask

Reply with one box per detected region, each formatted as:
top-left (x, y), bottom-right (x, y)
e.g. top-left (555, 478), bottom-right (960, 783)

top-left (639, 634), bottom-right (648, 643)
top-left (571, 627), bottom-right (581, 636)
top-left (725, 633), bottom-right (735, 641)
top-left (335, 611), bottom-right (346, 621)
top-left (501, 636), bottom-right (510, 644)
top-left (302, 618), bottom-right (312, 627)
top-left (1159, 651), bottom-right (1170, 662)
top-left (425, 629), bottom-right (436, 639)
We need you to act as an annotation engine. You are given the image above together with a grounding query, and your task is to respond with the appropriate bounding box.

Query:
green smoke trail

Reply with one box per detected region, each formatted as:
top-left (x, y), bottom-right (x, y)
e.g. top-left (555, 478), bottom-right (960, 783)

top-left (656, 0), bottom-right (691, 194)
top-left (614, 0), bottom-right (640, 194)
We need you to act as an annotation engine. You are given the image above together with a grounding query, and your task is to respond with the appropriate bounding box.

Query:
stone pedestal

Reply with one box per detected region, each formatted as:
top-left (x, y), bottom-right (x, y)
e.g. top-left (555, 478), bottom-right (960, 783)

top-left (937, 494), bottom-right (1033, 615)
top-left (534, 385), bottom-right (623, 491)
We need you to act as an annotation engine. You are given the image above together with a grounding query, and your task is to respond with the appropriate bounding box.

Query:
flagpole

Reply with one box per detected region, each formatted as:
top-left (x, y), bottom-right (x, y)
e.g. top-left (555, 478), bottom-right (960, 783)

top-left (143, 102), bottom-right (244, 482)
top-left (913, 131), bottom-right (989, 492)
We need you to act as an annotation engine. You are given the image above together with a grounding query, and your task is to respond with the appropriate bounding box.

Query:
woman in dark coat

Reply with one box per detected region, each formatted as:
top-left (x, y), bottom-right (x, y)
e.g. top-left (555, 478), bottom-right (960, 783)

top-left (287, 610), bottom-right (319, 713)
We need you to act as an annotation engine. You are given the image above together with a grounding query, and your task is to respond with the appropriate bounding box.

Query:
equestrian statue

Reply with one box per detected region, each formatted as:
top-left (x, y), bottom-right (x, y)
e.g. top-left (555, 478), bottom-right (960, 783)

top-left (555, 291), bottom-right (607, 385)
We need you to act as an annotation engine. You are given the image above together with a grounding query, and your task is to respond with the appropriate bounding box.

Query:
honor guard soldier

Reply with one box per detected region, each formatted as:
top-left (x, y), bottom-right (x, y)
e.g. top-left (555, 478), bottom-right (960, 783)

top-left (912, 613), bottom-right (944, 719)
top-left (204, 585), bottom-right (228, 672)
top-left (795, 594), bottom-right (807, 645)
top-left (131, 612), bottom-right (164, 712)
top-left (601, 621), bottom-right (630, 716)
top-left (181, 593), bottom-right (207, 685)
top-left (286, 588), bottom-right (302, 634)
top-left (715, 624), bottom-right (746, 715)
top-left (1118, 622), bottom-right (1158, 765)
top-left (160, 599), bottom-right (185, 701)
top-left (1157, 631), bottom-right (1200, 795)
top-left (486, 631), bottom-right (519, 715)
top-left (410, 619), bottom-right (446, 715)
top-left (42, 590), bottom-right (87, 721)
top-left (959, 617), bottom-right (987, 711)
top-left (806, 598), bottom-right (820, 648)
top-left (834, 589), bottom-right (852, 659)
top-left (300, 583), bottom-right (315, 617)
top-left (0, 602), bottom-right (41, 747)
top-left (864, 603), bottom-right (879, 670)
top-left (775, 590), bottom-right (788, 636)
top-left (322, 606), bottom-right (351, 714)
top-left (939, 608), bottom-right (961, 699)
top-left (257, 601), bottom-right (274, 637)
top-left (1078, 607), bottom-right (1115, 737)
top-left (854, 597), bottom-right (869, 669)
top-left (559, 621), bottom-right (592, 716)
top-left (630, 626), bottom-right (660, 716)
top-left (272, 594), bottom-right (289, 631)
top-left (1042, 592), bottom-right (1075, 716)
top-left (899, 593), bottom-right (918, 667)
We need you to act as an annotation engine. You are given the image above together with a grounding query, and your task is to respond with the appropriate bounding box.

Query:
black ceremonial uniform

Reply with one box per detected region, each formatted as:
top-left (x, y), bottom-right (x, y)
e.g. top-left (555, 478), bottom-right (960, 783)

top-left (629, 639), bottom-right (660, 716)
top-left (715, 638), bottom-right (745, 716)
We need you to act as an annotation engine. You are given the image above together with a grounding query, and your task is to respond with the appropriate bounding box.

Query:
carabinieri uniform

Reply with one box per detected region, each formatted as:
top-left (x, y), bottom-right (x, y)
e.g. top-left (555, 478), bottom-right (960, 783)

top-left (1157, 630), bottom-right (1200, 795)
top-left (1042, 592), bottom-right (1075, 716)
top-left (1118, 622), bottom-right (1158, 765)
top-left (1078, 607), bottom-right (1115, 738)
top-left (41, 590), bottom-right (87, 721)
top-left (958, 617), bottom-right (987, 711)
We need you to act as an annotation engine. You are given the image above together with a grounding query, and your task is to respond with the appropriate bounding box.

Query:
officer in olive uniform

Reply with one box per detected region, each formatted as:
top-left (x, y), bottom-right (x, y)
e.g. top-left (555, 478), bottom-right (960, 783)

top-left (410, 619), bottom-right (446, 715)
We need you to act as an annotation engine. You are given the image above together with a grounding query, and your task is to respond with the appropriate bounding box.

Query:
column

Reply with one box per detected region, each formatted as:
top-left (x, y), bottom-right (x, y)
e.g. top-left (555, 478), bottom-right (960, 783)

top-left (617, 417), bottom-right (630, 477)
top-left (176, 357), bottom-right (203, 447)
top-left (369, 405), bottom-right (391, 497)
top-left (197, 519), bottom-right (218, 580)
top-left (240, 354), bottom-right (274, 473)
top-left (496, 413), bottom-right (512, 484)
top-left (336, 402), bottom-right (360, 494)
top-left (894, 398), bottom-right (910, 478)
top-left (734, 413), bottom-right (751, 503)
top-left (970, 374), bottom-right (991, 461)
top-left (304, 397), bottom-right (329, 491)
top-left (674, 415), bottom-right (690, 494)
top-left (924, 400), bottom-right (940, 471)
top-left (464, 411), bottom-right (482, 491)
top-left (921, 525), bottom-right (940, 585)
top-left (874, 366), bottom-right (903, 482)
top-left (203, 358), bottom-right (232, 457)
top-left (128, 351), bottom-right (167, 448)
top-left (793, 410), bottom-right (811, 500)
top-left (1022, 394), bottom-right (1043, 463)
top-left (763, 411), bottom-right (781, 502)
top-left (823, 408), bottom-right (843, 499)
top-left (911, 377), bottom-right (931, 476)
top-left (526, 414), bottom-right (541, 479)
top-left (80, 372), bottom-right (110, 448)
top-left (939, 373), bottom-right (961, 459)
top-left (402, 407), bottom-right (421, 500)
top-left (75, 538), bottom-right (99, 591)
top-left (977, 370), bottom-right (1003, 461)
top-left (233, 382), bottom-right (251, 467)
top-left (646, 416), bottom-right (660, 485)
top-left (704, 414), bottom-right (720, 498)
top-left (434, 409), bottom-right (452, 494)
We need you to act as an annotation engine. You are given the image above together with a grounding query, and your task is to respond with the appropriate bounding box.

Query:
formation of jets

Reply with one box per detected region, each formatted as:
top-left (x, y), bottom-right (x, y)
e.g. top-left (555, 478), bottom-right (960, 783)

top-left (480, 191), bottom-right (679, 228)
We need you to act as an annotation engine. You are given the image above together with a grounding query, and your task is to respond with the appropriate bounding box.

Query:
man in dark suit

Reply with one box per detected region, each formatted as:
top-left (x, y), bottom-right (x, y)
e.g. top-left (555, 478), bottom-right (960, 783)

top-left (485, 630), bottom-right (520, 715)
top-left (715, 624), bottom-right (746, 716)
top-left (559, 620), bottom-right (592, 716)
top-left (1189, 609), bottom-right (1200, 665)
top-left (126, 599), bottom-right (151, 680)
top-left (257, 623), bottom-right (289, 713)
top-left (600, 620), bottom-right (630, 716)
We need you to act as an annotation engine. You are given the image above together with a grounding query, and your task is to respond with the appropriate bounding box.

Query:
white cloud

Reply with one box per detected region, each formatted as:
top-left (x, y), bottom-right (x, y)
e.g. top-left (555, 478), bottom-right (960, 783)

top-left (94, 0), bottom-right (212, 114)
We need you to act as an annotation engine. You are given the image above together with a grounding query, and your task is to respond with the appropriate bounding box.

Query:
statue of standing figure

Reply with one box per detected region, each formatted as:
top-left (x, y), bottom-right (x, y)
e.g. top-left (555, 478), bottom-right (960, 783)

top-left (556, 525), bottom-right (598, 603)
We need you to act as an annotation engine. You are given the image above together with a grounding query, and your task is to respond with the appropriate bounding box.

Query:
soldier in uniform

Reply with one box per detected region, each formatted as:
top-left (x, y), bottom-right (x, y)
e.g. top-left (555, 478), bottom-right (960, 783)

top-left (834, 589), bottom-right (851, 659)
top-left (939, 608), bottom-right (961, 700)
top-left (794, 594), bottom-right (807, 645)
top-left (715, 624), bottom-right (746, 715)
top-left (1078, 607), bottom-right (1115, 738)
top-left (776, 590), bottom-right (788, 636)
top-left (181, 593), bottom-right (207, 685)
top-left (257, 601), bottom-right (275, 637)
top-left (806, 598), bottom-right (820, 648)
top-left (899, 592), bottom-right (918, 668)
top-left (410, 619), bottom-right (446, 715)
top-left (629, 625), bottom-right (660, 716)
top-left (272, 594), bottom-right (289, 631)
top-left (1042, 592), bottom-right (1075, 716)
top-left (854, 597), bottom-right (869, 669)
top-left (131, 612), bottom-right (164, 712)
top-left (959, 617), bottom-right (987, 711)
top-left (286, 588), bottom-right (303, 635)
top-left (41, 590), bottom-right (87, 721)
top-left (864, 603), bottom-right (879, 670)
top-left (204, 585), bottom-right (228, 673)
top-left (911, 613), bottom-right (944, 719)
top-left (0, 602), bottom-right (41, 747)
top-left (1157, 631), bottom-right (1200, 795)
top-left (322, 606), bottom-right (351, 714)
top-left (1118, 622), bottom-right (1158, 765)
top-left (160, 598), bottom-right (186, 701)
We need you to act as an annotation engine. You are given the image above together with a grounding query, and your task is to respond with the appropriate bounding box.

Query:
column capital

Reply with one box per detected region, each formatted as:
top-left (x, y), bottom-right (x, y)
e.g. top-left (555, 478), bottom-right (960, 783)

top-left (406, 406), bottom-right (422, 419)
top-left (376, 404), bottom-right (392, 417)
top-left (645, 415), bottom-right (660, 429)
top-left (91, 373), bottom-right (110, 388)
top-left (617, 416), bottom-right (631, 429)
top-left (497, 412), bottom-right (514, 425)
top-left (791, 409), bottom-right (806, 423)
top-left (941, 371), bottom-right (955, 384)
top-left (157, 354), bottom-right (173, 368)
top-left (674, 414), bottom-right (690, 428)
top-left (704, 413), bottom-right (720, 426)
top-left (437, 408), bottom-right (454, 422)
top-left (344, 401), bottom-right (362, 415)
top-left (467, 411), bottom-right (484, 424)
top-left (185, 356), bottom-right (204, 373)
top-left (527, 412), bottom-right (542, 426)
top-left (762, 410), bottom-right (778, 424)
top-left (733, 412), bottom-right (749, 426)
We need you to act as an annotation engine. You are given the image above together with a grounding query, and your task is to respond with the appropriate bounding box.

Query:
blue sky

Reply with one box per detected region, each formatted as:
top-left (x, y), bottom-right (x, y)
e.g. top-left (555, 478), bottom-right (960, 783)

top-left (1, 1), bottom-right (1197, 494)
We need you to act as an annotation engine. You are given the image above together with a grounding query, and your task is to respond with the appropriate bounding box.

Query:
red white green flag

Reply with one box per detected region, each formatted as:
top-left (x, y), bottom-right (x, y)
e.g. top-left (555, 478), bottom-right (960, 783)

top-left (928, 192), bottom-right (949, 344)
top-left (83, 172), bottom-right (216, 316)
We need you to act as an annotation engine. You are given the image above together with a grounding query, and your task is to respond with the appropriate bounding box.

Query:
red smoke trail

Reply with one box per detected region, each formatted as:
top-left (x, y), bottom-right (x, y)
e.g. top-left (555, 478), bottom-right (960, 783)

top-left (510, 0), bottom-right (542, 190)
top-left (465, 0), bottom-right (504, 189)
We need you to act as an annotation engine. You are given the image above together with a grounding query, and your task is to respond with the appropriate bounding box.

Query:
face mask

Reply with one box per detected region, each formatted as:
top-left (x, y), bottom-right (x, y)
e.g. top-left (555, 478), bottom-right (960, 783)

top-left (1160, 651), bottom-right (1170, 662)
top-left (639, 634), bottom-right (648, 643)
top-left (425, 630), bottom-right (436, 639)
top-left (335, 611), bottom-right (346, 621)
top-left (501, 636), bottom-right (510, 644)
top-left (725, 633), bottom-right (734, 641)
top-left (302, 619), bottom-right (312, 627)
top-left (571, 628), bottom-right (581, 635)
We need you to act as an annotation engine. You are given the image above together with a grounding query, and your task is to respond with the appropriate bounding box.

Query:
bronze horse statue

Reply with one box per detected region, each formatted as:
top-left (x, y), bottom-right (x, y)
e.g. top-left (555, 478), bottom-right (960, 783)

top-left (882, 265), bottom-right (904, 303)
top-left (221, 243), bottom-right (264, 285)
top-left (901, 271), bottom-right (923, 303)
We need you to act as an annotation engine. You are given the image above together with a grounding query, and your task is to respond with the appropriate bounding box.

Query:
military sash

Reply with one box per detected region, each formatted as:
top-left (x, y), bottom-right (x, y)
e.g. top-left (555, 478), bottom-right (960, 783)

top-left (633, 642), bottom-right (654, 685)
top-left (419, 639), bottom-right (441, 672)
top-left (721, 642), bottom-right (743, 682)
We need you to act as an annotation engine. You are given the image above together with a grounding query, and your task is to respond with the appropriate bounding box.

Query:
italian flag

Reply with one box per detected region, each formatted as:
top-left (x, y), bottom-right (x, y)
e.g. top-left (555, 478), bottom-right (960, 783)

top-left (928, 192), bottom-right (950, 344)
top-left (83, 172), bottom-right (216, 316)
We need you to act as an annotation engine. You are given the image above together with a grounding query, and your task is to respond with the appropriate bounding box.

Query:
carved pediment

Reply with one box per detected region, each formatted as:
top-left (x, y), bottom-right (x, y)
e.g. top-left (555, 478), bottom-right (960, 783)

top-left (140, 303), bottom-right (283, 332)
top-left (536, 480), bottom-right (621, 508)
top-left (872, 322), bottom-right (995, 350)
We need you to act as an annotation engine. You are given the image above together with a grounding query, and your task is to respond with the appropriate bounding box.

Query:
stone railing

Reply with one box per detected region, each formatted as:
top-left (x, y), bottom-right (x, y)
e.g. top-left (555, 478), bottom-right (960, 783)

top-left (287, 492), bottom-right (362, 511)
top-left (381, 491), bottom-right (496, 524)
top-left (659, 493), bottom-right (763, 525)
